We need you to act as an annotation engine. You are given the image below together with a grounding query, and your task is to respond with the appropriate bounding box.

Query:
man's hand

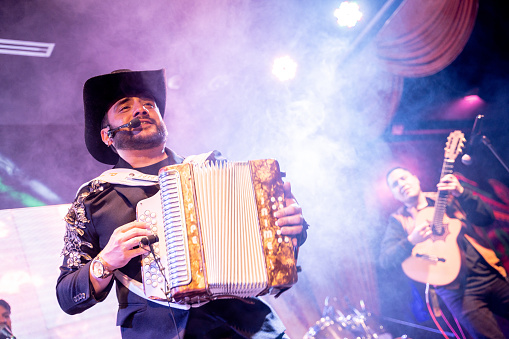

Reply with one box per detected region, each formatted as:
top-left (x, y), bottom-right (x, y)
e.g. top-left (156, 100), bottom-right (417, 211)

top-left (89, 221), bottom-right (152, 294)
top-left (100, 221), bottom-right (153, 271)
top-left (407, 221), bottom-right (432, 245)
top-left (437, 174), bottom-right (464, 197)
top-left (274, 182), bottom-right (305, 247)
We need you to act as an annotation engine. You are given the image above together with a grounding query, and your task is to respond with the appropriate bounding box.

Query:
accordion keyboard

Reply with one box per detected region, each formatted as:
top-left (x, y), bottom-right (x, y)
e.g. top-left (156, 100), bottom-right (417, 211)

top-left (138, 208), bottom-right (165, 290)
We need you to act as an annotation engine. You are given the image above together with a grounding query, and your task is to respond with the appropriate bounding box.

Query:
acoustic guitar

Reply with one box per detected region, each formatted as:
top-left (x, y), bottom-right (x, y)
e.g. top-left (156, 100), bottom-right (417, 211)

top-left (401, 130), bottom-right (466, 286)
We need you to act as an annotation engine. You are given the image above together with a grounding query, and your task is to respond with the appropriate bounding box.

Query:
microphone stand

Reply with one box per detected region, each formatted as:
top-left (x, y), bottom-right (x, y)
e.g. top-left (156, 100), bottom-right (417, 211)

top-left (481, 135), bottom-right (509, 174)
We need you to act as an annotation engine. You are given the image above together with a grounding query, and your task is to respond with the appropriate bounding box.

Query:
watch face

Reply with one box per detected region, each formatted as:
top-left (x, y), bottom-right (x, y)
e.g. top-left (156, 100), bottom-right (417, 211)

top-left (92, 260), bottom-right (104, 278)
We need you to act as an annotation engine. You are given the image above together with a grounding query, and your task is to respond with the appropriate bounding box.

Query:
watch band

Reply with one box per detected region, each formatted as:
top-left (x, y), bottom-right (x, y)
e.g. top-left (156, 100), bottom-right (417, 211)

top-left (92, 254), bottom-right (114, 279)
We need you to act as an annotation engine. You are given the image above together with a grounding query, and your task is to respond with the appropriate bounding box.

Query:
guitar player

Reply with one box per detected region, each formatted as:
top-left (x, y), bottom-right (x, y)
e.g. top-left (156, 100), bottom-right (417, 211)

top-left (379, 167), bottom-right (509, 339)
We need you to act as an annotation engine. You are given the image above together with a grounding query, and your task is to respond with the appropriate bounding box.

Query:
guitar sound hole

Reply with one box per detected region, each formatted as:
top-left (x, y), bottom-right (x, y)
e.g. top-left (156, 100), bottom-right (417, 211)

top-left (432, 224), bottom-right (445, 236)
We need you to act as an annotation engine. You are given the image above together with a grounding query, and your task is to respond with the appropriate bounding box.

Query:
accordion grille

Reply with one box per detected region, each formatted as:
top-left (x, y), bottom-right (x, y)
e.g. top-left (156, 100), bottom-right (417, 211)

top-left (193, 161), bottom-right (268, 297)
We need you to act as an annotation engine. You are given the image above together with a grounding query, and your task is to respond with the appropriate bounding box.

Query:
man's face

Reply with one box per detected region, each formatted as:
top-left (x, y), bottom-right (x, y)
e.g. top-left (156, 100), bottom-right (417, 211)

top-left (0, 305), bottom-right (11, 330)
top-left (102, 96), bottom-right (168, 151)
top-left (387, 168), bottom-right (422, 204)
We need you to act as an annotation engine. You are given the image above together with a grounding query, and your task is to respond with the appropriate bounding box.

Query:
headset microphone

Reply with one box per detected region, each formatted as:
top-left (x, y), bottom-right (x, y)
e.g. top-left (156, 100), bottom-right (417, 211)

top-left (107, 117), bottom-right (141, 138)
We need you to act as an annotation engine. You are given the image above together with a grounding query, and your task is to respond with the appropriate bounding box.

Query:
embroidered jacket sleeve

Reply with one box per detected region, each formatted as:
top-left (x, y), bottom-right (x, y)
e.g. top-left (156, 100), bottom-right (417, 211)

top-left (56, 180), bottom-right (114, 315)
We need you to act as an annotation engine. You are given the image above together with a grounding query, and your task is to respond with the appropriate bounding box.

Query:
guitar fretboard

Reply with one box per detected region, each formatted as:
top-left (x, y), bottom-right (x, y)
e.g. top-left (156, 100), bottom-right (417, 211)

top-left (432, 159), bottom-right (455, 235)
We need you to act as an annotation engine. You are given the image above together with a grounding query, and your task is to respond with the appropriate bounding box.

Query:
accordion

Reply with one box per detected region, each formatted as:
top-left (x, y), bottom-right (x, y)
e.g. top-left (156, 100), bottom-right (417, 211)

top-left (136, 159), bottom-right (298, 305)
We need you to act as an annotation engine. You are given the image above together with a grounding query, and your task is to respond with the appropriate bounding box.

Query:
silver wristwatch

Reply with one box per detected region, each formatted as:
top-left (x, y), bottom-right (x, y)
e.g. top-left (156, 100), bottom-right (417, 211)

top-left (91, 255), bottom-right (113, 279)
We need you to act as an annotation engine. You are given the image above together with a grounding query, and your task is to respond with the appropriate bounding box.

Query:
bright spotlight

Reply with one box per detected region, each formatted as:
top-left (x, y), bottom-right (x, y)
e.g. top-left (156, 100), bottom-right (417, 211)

top-left (272, 56), bottom-right (298, 82)
top-left (334, 1), bottom-right (363, 28)
top-left (463, 94), bottom-right (482, 103)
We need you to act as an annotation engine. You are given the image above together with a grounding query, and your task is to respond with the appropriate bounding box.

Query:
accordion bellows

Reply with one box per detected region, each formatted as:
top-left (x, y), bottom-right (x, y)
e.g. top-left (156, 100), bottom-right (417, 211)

top-left (137, 159), bottom-right (298, 305)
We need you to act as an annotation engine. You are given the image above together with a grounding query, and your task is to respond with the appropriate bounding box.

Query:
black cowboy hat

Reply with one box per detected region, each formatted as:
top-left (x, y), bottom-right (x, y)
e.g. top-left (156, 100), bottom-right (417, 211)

top-left (83, 69), bottom-right (167, 165)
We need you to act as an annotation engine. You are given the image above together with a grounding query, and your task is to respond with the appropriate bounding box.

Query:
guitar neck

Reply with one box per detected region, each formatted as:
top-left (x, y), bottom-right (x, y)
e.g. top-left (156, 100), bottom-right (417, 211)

top-left (432, 159), bottom-right (455, 234)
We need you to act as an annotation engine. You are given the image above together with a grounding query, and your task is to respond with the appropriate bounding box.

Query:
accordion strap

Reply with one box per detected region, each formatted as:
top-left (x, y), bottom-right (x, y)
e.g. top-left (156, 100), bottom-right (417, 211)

top-left (113, 271), bottom-right (192, 310)
top-left (74, 169), bottom-right (157, 195)
top-left (96, 168), bottom-right (159, 185)
top-left (76, 150), bottom-right (224, 193)
top-left (183, 150), bottom-right (224, 164)
top-left (95, 149), bottom-right (224, 185)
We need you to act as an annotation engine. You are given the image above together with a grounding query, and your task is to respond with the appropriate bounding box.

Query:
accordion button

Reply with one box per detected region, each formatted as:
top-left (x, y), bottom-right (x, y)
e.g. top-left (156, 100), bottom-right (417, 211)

top-left (278, 238), bottom-right (282, 243)
top-left (284, 236), bottom-right (290, 243)
top-left (152, 281), bottom-right (158, 288)
top-left (271, 197), bottom-right (276, 202)
top-left (146, 279), bottom-right (152, 285)
top-left (151, 212), bottom-right (156, 218)
top-left (144, 210), bottom-right (150, 216)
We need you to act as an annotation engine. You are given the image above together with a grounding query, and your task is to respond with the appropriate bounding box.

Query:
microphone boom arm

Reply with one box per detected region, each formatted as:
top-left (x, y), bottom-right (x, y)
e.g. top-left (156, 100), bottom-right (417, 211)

top-left (481, 135), bottom-right (509, 174)
top-left (107, 117), bottom-right (141, 138)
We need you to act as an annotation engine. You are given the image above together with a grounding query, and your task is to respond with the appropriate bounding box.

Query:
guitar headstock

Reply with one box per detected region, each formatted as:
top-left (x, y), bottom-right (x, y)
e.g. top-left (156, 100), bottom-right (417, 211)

top-left (444, 130), bottom-right (466, 161)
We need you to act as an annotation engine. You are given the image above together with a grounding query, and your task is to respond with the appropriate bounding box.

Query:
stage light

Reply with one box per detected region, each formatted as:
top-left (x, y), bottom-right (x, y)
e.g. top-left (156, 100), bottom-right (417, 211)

top-left (441, 94), bottom-right (485, 120)
top-left (334, 1), bottom-right (363, 28)
top-left (463, 94), bottom-right (482, 103)
top-left (0, 38), bottom-right (55, 57)
top-left (272, 55), bottom-right (298, 81)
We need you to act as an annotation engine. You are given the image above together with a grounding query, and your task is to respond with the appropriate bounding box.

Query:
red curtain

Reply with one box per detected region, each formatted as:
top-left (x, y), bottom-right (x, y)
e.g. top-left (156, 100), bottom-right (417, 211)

top-left (376, 0), bottom-right (478, 77)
